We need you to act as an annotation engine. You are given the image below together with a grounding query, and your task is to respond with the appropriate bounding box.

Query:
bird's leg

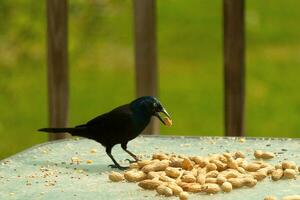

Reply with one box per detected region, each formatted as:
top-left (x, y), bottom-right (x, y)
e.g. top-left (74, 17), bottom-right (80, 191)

top-left (121, 142), bottom-right (139, 163)
top-left (106, 146), bottom-right (128, 170)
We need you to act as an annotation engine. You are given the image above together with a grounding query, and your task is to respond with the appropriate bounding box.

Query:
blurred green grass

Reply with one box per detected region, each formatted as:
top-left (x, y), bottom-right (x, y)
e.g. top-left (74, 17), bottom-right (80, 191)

top-left (1, 0), bottom-right (300, 159)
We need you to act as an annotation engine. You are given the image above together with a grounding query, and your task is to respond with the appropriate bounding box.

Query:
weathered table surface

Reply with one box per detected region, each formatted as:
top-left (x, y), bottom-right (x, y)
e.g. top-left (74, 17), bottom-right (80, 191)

top-left (0, 136), bottom-right (300, 200)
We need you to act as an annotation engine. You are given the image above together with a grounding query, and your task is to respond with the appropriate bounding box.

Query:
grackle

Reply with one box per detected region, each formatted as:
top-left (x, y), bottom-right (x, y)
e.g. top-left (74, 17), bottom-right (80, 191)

top-left (38, 96), bottom-right (171, 170)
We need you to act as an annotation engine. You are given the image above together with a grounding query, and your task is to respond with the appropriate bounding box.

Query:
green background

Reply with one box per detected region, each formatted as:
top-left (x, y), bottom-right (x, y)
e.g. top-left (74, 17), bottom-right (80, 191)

top-left (1, 0), bottom-right (300, 159)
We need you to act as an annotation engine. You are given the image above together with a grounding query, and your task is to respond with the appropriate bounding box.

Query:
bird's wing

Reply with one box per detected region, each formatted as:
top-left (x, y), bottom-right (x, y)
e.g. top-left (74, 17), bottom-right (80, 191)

top-left (85, 104), bottom-right (132, 127)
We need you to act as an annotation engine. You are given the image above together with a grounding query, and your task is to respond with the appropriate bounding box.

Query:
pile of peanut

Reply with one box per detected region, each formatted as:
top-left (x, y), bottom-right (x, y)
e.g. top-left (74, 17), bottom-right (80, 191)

top-left (108, 150), bottom-right (300, 200)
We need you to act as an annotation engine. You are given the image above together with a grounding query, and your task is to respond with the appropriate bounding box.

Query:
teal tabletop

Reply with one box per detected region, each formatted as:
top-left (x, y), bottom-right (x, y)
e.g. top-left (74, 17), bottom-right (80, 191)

top-left (0, 136), bottom-right (299, 200)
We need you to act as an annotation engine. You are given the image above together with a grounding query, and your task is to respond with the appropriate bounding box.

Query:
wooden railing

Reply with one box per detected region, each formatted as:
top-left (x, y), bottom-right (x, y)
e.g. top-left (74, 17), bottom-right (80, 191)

top-left (133, 0), bottom-right (159, 134)
top-left (46, 0), bottom-right (244, 139)
top-left (47, 0), bottom-right (69, 140)
top-left (223, 0), bottom-right (245, 136)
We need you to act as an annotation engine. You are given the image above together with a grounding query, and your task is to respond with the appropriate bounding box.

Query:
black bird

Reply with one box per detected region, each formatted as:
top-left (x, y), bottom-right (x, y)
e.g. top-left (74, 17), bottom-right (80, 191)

top-left (38, 96), bottom-right (171, 169)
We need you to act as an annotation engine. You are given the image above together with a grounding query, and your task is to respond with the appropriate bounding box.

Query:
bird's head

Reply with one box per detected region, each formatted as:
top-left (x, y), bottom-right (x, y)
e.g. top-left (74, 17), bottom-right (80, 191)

top-left (130, 96), bottom-right (171, 126)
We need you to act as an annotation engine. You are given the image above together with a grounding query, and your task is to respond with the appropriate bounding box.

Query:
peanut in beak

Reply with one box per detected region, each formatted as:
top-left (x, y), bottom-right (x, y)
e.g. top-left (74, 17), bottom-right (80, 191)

top-left (163, 117), bottom-right (173, 127)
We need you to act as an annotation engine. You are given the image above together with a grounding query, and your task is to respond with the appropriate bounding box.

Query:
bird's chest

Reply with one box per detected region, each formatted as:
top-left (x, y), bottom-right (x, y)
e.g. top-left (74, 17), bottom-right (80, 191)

top-left (131, 116), bottom-right (150, 135)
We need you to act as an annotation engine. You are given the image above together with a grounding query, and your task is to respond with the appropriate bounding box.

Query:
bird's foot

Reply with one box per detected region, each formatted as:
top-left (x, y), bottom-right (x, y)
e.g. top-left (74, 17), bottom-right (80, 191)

top-left (125, 159), bottom-right (139, 164)
top-left (108, 164), bottom-right (129, 170)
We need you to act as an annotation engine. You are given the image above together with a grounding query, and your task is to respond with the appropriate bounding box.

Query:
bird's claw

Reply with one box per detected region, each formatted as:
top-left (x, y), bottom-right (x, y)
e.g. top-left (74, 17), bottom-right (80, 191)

top-left (108, 164), bottom-right (129, 170)
top-left (125, 159), bottom-right (138, 164)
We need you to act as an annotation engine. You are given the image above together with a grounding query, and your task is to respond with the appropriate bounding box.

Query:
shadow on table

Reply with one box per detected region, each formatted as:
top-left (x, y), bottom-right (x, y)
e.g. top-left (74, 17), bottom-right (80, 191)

top-left (24, 160), bottom-right (125, 174)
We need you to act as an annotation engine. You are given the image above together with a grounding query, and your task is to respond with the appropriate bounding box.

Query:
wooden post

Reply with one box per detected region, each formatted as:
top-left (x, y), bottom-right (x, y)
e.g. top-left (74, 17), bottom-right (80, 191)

top-left (223, 0), bottom-right (245, 136)
top-left (47, 0), bottom-right (69, 140)
top-left (133, 0), bottom-right (159, 134)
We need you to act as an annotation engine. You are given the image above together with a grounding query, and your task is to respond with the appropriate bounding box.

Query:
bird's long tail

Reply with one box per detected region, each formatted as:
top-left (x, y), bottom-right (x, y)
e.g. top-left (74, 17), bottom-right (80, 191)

top-left (38, 128), bottom-right (74, 133)
top-left (38, 127), bottom-right (87, 136)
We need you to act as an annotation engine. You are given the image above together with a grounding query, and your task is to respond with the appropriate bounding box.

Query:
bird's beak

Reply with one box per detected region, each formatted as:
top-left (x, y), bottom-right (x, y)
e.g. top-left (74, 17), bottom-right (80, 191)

top-left (154, 108), bottom-right (171, 125)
